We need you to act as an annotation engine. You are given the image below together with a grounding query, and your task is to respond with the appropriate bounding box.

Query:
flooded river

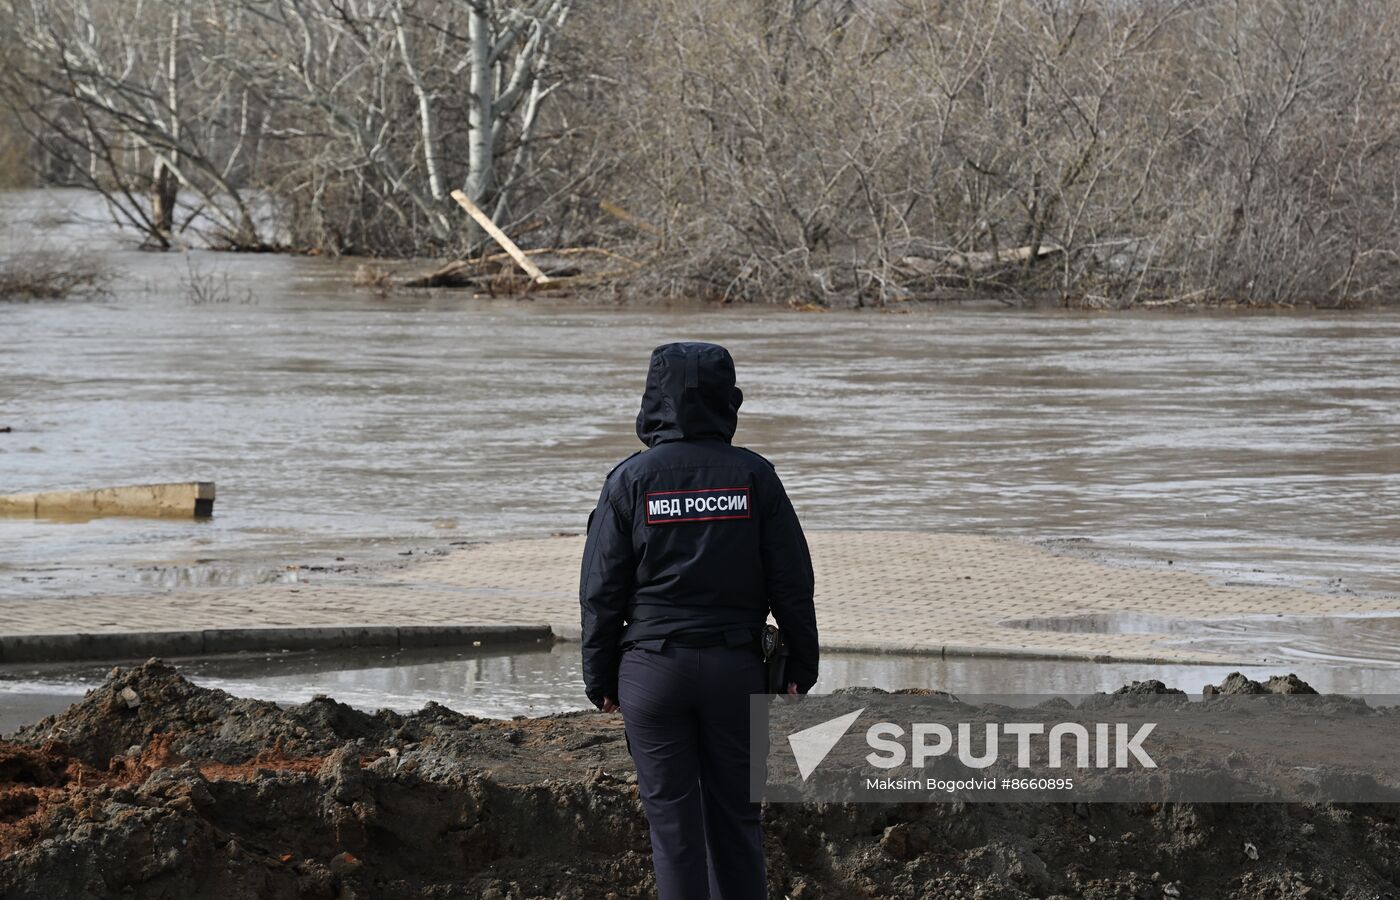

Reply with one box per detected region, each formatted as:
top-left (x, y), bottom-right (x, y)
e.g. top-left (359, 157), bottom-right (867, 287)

top-left (3, 189), bottom-right (1398, 599)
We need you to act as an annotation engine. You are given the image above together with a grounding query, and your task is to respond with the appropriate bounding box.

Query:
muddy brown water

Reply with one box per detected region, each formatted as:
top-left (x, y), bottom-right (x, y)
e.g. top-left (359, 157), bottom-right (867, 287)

top-left (4, 188), bottom-right (1400, 713)
top-left (3, 189), bottom-right (1398, 600)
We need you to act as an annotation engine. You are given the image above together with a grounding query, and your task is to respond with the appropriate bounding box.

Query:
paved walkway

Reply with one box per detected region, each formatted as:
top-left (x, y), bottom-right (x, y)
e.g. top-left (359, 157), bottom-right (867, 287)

top-left (1, 532), bottom-right (1395, 664)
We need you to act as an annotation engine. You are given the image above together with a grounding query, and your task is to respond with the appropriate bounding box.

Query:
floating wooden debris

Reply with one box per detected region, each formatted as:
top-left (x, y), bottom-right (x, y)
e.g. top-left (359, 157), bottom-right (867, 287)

top-left (401, 190), bottom-right (643, 294)
top-left (449, 190), bottom-right (554, 286)
top-left (0, 482), bottom-right (216, 519)
top-left (403, 246), bottom-right (641, 292)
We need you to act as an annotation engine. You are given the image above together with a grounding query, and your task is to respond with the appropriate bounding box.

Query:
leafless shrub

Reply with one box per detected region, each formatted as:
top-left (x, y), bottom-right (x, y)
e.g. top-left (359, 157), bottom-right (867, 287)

top-left (353, 263), bottom-right (396, 297)
top-left (0, 248), bottom-right (105, 300)
top-left (573, 0), bottom-right (1400, 307)
top-left (3, 0), bottom-right (1398, 307)
top-left (181, 255), bottom-right (254, 305)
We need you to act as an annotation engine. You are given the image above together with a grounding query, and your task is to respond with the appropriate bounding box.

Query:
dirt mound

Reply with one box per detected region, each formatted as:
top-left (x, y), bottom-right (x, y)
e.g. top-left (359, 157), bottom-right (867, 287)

top-left (1113, 679), bottom-right (1187, 696)
top-left (1, 660), bottom-right (1397, 898)
top-left (10, 658), bottom-right (398, 767)
top-left (1203, 672), bottom-right (1322, 697)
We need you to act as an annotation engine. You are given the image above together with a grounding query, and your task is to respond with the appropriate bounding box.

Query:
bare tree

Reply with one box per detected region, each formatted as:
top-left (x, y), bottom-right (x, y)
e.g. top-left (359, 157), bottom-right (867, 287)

top-left (219, 0), bottom-right (571, 253)
top-left (3, 0), bottom-right (1398, 307)
top-left (575, 0), bottom-right (1400, 307)
top-left (1, 0), bottom-right (572, 255)
top-left (3, 0), bottom-right (269, 247)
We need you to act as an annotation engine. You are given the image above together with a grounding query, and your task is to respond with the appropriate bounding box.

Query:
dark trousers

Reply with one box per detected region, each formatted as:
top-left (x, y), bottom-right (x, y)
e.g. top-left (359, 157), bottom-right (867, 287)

top-left (618, 644), bottom-right (766, 900)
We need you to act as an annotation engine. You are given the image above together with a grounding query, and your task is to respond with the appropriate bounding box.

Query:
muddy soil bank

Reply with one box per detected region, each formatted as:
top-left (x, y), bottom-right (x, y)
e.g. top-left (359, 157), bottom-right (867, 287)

top-left (2, 661), bottom-right (1398, 899)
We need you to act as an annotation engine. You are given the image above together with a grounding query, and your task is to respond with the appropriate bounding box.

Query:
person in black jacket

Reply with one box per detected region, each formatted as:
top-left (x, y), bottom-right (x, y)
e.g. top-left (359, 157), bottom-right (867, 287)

top-left (580, 341), bottom-right (818, 900)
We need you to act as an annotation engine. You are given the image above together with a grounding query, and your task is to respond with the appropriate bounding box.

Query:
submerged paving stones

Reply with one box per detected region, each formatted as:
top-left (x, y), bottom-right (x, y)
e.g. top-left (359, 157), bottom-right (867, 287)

top-left (1, 532), bottom-right (1395, 663)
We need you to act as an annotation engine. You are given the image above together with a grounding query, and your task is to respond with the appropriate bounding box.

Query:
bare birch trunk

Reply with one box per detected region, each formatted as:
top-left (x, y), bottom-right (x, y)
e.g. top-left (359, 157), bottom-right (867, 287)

top-left (151, 8), bottom-right (180, 245)
top-left (393, 1), bottom-right (450, 237)
top-left (465, 2), bottom-right (494, 210)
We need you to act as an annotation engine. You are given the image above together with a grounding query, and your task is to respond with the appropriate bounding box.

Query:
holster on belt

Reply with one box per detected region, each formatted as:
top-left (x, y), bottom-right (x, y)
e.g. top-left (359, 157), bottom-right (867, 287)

top-left (761, 624), bottom-right (788, 694)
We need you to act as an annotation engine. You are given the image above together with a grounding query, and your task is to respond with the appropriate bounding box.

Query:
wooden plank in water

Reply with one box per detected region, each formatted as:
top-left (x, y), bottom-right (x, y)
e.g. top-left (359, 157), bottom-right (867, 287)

top-left (0, 482), bottom-right (216, 519)
top-left (449, 189), bottom-right (553, 285)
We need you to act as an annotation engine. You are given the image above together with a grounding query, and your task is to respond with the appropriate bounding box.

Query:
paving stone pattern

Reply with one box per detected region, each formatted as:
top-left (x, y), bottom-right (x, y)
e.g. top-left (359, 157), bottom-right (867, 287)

top-left (3, 533), bottom-right (1393, 665)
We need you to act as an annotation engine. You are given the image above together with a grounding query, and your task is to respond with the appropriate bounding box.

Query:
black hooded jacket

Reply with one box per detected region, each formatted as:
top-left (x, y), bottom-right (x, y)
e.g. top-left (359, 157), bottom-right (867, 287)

top-left (579, 342), bottom-right (819, 708)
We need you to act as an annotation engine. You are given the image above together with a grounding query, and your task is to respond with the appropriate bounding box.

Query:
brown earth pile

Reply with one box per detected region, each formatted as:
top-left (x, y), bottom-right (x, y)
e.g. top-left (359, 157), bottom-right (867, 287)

top-left (1, 660), bottom-right (1398, 899)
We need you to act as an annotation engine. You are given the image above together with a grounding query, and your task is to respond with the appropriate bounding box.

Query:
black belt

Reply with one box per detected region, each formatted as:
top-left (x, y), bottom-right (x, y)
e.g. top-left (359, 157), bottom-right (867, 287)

top-left (627, 602), bottom-right (762, 624)
top-left (623, 627), bottom-right (759, 652)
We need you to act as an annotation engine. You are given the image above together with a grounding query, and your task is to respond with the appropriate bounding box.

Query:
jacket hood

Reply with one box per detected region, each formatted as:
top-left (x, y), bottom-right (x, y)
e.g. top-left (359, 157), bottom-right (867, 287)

top-left (636, 342), bottom-right (743, 447)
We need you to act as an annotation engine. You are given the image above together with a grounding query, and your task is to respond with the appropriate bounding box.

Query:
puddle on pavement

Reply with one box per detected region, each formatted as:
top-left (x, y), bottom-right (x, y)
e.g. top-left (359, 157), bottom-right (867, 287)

top-left (1003, 611), bottom-right (1400, 667)
top-left (7, 642), bottom-right (1400, 734)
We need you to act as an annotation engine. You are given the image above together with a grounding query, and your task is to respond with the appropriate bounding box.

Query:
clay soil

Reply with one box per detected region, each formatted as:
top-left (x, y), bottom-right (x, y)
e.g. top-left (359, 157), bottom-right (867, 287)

top-left (1, 660), bottom-right (1398, 899)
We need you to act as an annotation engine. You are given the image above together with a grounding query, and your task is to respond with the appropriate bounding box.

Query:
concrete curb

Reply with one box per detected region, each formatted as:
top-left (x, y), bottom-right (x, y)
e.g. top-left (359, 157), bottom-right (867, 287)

top-left (546, 627), bottom-right (1257, 667)
top-left (825, 640), bottom-right (1256, 667)
top-left (0, 624), bottom-right (553, 664)
top-left (0, 622), bottom-right (1255, 669)
top-left (549, 621), bottom-right (582, 641)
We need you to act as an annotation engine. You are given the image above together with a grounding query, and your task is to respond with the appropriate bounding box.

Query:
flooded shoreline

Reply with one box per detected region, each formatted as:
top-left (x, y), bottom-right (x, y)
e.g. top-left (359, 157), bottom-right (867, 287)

top-left (5, 192), bottom-right (1400, 604)
top-left (4, 185), bottom-right (1400, 648)
top-left (10, 639), bottom-right (1400, 735)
